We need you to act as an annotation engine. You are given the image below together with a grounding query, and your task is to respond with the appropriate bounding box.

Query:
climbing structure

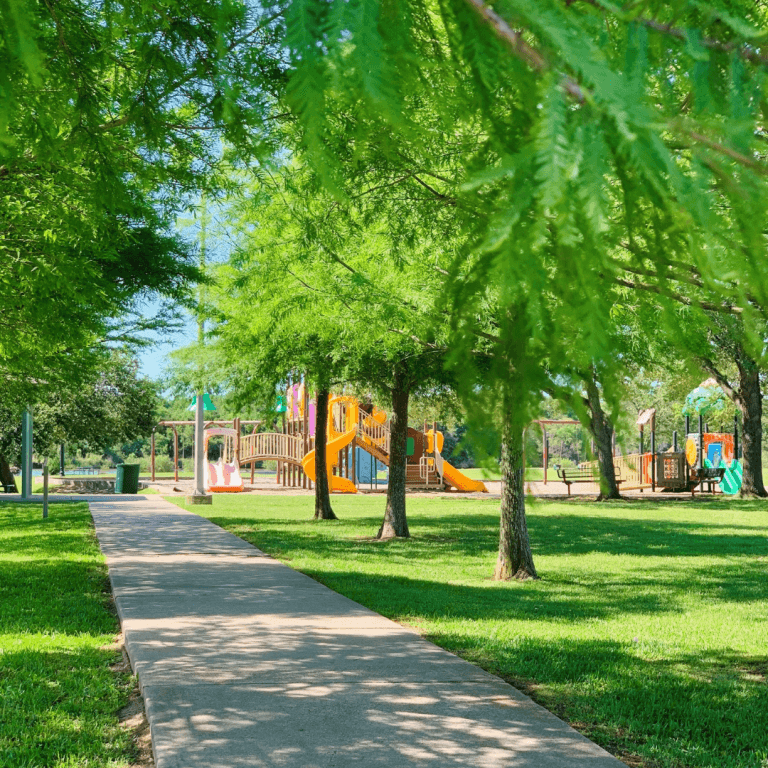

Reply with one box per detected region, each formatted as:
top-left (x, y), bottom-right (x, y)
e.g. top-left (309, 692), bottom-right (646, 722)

top-left (233, 385), bottom-right (488, 494)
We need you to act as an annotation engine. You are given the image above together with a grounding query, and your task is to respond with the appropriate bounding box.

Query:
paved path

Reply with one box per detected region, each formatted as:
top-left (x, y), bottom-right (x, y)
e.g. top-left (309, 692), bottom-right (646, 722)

top-left (90, 497), bottom-right (622, 768)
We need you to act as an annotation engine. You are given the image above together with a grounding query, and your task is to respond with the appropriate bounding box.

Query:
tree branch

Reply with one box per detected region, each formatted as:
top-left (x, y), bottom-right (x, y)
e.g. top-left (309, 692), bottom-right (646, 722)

top-left (698, 356), bottom-right (739, 404)
top-left (467, 0), bottom-right (768, 175)
top-left (609, 275), bottom-right (743, 314)
top-left (462, 0), bottom-right (587, 101)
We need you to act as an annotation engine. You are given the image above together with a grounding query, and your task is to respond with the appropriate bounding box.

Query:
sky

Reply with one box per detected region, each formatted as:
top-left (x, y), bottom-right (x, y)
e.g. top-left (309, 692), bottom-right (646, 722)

top-left (137, 313), bottom-right (196, 382)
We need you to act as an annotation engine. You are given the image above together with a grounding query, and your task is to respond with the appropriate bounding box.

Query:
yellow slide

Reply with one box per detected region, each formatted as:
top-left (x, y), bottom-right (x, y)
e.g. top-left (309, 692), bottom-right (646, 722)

top-left (302, 427), bottom-right (358, 494)
top-left (426, 428), bottom-right (488, 492)
top-left (441, 461), bottom-right (489, 493)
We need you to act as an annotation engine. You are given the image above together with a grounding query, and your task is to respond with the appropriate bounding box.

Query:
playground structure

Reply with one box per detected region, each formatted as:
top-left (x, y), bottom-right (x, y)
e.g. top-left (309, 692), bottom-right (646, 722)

top-left (224, 384), bottom-right (488, 494)
top-left (204, 427), bottom-right (244, 493)
top-left (575, 408), bottom-right (743, 495)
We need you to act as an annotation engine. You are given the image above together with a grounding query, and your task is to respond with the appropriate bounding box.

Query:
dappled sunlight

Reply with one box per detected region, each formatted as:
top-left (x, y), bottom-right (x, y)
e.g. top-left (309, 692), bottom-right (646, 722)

top-left (145, 679), bottom-right (615, 768)
top-left (95, 496), bottom-right (621, 768)
top-left (167, 492), bottom-right (768, 767)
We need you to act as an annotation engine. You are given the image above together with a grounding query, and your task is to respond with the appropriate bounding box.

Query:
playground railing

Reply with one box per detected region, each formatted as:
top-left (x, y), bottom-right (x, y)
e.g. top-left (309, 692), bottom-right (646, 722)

top-left (233, 433), bottom-right (309, 465)
top-left (579, 453), bottom-right (653, 491)
top-left (357, 411), bottom-right (390, 458)
top-left (419, 456), bottom-right (442, 487)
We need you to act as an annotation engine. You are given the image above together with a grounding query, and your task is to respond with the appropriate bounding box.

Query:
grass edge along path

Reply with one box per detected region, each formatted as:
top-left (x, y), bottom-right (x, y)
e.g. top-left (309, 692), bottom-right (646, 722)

top-left (167, 493), bottom-right (768, 768)
top-left (0, 501), bottom-right (141, 768)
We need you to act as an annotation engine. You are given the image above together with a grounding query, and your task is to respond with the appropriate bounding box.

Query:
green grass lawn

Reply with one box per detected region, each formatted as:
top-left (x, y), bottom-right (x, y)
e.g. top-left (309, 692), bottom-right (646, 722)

top-left (168, 492), bottom-right (768, 768)
top-left (0, 502), bottom-right (136, 767)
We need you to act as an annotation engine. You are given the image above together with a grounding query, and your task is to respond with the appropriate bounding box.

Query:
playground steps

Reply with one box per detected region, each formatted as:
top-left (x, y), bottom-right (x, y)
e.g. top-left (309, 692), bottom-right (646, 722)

top-left (405, 465), bottom-right (445, 490)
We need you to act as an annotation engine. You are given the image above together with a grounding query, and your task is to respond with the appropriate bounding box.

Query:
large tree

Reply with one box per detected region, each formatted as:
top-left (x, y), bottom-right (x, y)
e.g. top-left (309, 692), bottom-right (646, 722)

top-left (697, 317), bottom-right (767, 497)
top-left (275, 0), bottom-right (768, 574)
top-left (1, 1), bottom-right (286, 396)
top-left (0, 350), bottom-right (158, 485)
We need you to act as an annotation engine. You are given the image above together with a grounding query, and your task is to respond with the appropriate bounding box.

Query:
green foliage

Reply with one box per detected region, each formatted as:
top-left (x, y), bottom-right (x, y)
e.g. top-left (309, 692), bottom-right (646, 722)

top-left (172, 154), bottom-right (464, 416)
top-left (0, 351), bottom-right (159, 465)
top-left (683, 381), bottom-right (727, 418)
top-left (0, 0), bottom-right (286, 405)
top-left (277, 0), bottom-right (768, 450)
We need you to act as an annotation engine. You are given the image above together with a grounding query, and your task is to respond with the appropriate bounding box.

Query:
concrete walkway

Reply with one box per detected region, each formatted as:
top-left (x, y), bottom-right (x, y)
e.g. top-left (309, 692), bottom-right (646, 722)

top-left (90, 497), bottom-right (622, 768)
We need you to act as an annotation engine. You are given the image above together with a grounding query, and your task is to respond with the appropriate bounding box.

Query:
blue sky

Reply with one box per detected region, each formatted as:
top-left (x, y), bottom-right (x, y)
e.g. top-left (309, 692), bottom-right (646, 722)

top-left (137, 315), bottom-right (196, 381)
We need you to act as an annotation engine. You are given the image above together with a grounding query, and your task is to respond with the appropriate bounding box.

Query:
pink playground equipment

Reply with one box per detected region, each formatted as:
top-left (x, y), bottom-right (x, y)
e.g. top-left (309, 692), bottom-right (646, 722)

top-left (204, 427), bottom-right (244, 493)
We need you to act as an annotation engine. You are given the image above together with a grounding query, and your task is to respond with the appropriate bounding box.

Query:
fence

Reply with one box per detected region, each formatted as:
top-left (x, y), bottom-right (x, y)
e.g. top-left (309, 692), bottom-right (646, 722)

top-left (579, 453), bottom-right (654, 492)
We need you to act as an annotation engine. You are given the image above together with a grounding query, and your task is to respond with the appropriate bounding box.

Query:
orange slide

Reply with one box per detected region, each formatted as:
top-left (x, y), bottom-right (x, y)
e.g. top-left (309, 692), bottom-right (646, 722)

top-left (440, 461), bottom-right (488, 493)
top-left (302, 428), bottom-right (357, 493)
top-left (301, 394), bottom-right (359, 494)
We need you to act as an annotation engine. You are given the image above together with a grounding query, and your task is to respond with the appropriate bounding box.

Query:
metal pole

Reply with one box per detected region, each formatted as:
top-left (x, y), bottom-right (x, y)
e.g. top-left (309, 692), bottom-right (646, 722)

top-left (251, 426), bottom-right (257, 484)
top-left (151, 429), bottom-right (156, 482)
top-left (543, 425), bottom-right (548, 485)
top-left (21, 408), bottom-right (32, 500)
top-left (59, 443), bottom-right (65, 476)
top-left (173, 427), bottom-right (179, 483)
top-left (651, 430), bottom-right (656, 491)
top-left (42, 458), bottom-right (49, 519)
top-left (698, 413), bottom-right (704, 493)
top-left (698, 415), bottom-right (703, 461)
top-left (193, 393), bottom-right (206, 495)
top-left (672, 430), bottom-right (678, 452)
top-left (191, 194), bottom-right (210, 503)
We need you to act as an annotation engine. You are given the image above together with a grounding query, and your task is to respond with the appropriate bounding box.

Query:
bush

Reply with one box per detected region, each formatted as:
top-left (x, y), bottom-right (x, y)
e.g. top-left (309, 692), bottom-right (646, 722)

top-left (66, 453), bottom-right (109, 470)
top-left (154, 455), bottom-right (175, 473)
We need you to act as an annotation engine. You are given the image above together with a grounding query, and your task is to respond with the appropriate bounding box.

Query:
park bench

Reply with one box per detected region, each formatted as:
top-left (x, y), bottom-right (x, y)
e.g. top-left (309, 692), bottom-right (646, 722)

top-left (555, 465), bottom-right (623, 495)
top-left (67, 466), bottom-right (102, 476)
top-left (1, 480), bottom-right (17, 493)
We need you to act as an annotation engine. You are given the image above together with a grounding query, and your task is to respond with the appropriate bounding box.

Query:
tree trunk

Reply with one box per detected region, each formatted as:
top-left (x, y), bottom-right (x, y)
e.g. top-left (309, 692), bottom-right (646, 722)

top-left (0, 454), bottom-right (17, 493)
top-left (378, 363), bottom-right (410, 539)
top-left (736, 359), bottom-right (766, 497)
top-left (585, 377), bottom-right (621, 500)
top-left (314, 386), bottom-right (338, 520)
top-left (495, 424), bottom-right (538, 580)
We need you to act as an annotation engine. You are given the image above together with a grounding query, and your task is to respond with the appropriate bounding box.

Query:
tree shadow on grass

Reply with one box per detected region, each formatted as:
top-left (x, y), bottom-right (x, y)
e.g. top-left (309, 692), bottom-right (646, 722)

top-left (206, 503), bottom-right (768, 767)
top-left (428, 634), bottom-right (768, 768)
top-left (0, 503), bottom-right (115, 635)
top-left (216, 505), bottom-right (768, 562)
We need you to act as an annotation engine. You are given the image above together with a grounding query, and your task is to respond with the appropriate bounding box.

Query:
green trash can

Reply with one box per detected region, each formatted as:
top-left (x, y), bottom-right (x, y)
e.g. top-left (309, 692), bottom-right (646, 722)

top-left (115, 463), bottom-right (140, 494)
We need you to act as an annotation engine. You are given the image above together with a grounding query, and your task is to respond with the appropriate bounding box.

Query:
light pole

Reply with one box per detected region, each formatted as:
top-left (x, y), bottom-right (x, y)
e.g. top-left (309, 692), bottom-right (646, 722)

top-left (188, 193), bottom-right (213, 505)
top-left (193, 393), bottom-right (207, 498)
